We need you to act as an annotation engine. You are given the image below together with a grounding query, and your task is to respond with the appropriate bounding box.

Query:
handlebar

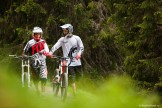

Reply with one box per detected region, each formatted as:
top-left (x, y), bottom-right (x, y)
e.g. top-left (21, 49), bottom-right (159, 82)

top-left (51, 55), bottom-right (74, 66)
top-left (9, 55), bottom-right (32, 60)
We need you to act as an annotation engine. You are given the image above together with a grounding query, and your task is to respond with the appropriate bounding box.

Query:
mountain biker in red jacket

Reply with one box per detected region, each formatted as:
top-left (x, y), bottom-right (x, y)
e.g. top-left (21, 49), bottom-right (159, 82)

top-left (22, 27), bottom-right (49, 94)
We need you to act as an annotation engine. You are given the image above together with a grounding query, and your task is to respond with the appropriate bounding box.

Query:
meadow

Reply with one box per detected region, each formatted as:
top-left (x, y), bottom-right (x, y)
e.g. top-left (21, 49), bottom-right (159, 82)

top-left (0, 66), bottom-right (160, 108)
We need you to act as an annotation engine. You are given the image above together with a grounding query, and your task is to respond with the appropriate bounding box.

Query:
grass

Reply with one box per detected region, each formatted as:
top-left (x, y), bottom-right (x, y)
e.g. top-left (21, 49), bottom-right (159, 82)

top-left (0, 66), bottom-right (161, 108)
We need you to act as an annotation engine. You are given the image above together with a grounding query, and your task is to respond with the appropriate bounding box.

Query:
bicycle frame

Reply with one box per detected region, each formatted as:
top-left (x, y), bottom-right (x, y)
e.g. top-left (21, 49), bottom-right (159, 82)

top-left (59, 58), bottom-right (69, 85)
top-left (52, 56), bottom-right (71, 100)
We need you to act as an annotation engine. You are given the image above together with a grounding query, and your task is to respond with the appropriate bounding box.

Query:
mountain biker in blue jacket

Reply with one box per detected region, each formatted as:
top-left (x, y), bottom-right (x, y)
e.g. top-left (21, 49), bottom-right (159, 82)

top-left (49, 24), bottom-right (84, 95)
top-left (22, 27), bottom-right (49, 94)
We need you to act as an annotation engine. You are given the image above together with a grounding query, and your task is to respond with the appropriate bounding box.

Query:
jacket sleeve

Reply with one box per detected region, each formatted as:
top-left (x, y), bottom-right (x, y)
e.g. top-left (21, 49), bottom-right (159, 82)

top-left (23, 42), bottom-right (30, 54)
top-left (44, 42), bottom-right (49, 52)
top-left (50, 37), bottom-right (63, 54)
top-left (76, 36), bottom-right (84, 55)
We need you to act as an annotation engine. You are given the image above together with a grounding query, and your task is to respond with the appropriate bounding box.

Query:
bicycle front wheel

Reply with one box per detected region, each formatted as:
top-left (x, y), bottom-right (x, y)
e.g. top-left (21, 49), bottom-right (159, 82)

top-left (61, 73), bottom-right (68, 100)
top-left (53, 82), bottom-right (59, 96)
top-left (23, 72), bottom-right (28, 88)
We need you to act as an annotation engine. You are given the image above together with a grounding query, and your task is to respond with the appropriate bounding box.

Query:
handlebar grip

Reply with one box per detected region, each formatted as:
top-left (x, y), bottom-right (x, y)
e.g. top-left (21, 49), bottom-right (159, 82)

top-left (9, 55), bottom-right (16, 57)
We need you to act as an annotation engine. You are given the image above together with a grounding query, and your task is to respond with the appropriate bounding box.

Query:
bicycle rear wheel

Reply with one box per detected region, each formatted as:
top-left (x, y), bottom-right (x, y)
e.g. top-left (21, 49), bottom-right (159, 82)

top-left (61, 73), bottom-right (68, 100)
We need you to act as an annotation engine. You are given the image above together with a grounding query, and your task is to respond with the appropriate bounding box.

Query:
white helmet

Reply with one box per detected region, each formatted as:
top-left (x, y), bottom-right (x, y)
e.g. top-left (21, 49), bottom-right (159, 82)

top-left (60, 24), bottom-right (73, 33)
top-left (32, 27), bottom-right (43, 41)
top-left (32, 27), bottom-right (43, 35)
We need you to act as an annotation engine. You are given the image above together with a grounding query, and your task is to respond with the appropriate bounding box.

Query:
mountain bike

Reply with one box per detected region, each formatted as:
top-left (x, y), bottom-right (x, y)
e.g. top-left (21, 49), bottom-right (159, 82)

top-left (9, 55), bottom-right (32, 88)
top-left (52, 56), bottom-right (73, 100)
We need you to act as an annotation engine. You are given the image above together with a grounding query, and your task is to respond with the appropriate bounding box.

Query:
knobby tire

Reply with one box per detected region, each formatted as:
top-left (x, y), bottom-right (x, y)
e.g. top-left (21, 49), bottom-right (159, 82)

top-left (61, 73), bottom-right (68, 101)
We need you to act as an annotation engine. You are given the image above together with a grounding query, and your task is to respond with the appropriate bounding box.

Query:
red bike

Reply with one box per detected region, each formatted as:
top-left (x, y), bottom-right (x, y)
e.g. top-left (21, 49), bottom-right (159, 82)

top-left (52, 56), bottom-right (73, 100)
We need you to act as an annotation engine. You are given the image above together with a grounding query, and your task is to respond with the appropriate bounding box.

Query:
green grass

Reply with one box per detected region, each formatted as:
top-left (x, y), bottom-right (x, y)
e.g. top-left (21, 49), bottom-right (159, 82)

top-left (0, 66), bottom-right (161, 108)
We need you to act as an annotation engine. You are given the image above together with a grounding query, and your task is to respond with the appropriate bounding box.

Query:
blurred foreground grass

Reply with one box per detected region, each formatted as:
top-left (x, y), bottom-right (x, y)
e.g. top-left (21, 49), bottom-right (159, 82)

top-left (0, 66), bottom-right (161, 108)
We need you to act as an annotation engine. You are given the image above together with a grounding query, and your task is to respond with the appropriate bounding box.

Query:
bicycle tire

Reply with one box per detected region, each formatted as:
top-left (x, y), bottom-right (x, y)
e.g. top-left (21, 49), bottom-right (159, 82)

top-left (61, 73), bottom-right (68, 100)
top-left (53, 82), bottom-right (59, 96)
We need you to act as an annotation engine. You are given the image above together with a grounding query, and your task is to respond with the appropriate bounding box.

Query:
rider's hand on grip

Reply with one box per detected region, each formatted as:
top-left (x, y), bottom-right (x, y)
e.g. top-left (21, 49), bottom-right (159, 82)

top-left (43, 51), bottom-right (48, 56)
top-left (22, 52), bottom-right (25, 57)
top-left (43, 52), bottom-right (53, 58)
top-left (22, 52), bottom-right (27, 59)
top-left (76, 54), bottom-right (81, 60)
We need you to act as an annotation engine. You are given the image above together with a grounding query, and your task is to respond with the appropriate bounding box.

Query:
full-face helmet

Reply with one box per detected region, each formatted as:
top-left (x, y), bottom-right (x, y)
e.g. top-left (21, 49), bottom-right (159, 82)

top-left (60, 24), bottom-right (73, 33)
top-left (32, 27), bottom-right (43, 41)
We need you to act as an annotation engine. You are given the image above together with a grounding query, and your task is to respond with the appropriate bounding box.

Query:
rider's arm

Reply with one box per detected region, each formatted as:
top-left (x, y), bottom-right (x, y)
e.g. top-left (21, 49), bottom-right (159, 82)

top-left (74, 36), bottom-right (84, 60)
top-left (50, 37), bottom-right (63, 54)
top-left (22, 50), bottom-right (25, 57)
top-left (44, 42), bottom-right (49, 52)
top-left (23, 41), bottom-right (30, 55)
top-left (42, 42), bottom-right (50, 56)
top-left (76, 36), bottom-right (84, 55)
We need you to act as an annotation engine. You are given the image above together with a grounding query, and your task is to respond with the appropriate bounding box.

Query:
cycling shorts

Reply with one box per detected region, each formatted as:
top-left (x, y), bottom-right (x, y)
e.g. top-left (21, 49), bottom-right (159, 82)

top-left (68, 65), bottom-right (82, 83)
top-left (30, 59), bottom-right (48, 79)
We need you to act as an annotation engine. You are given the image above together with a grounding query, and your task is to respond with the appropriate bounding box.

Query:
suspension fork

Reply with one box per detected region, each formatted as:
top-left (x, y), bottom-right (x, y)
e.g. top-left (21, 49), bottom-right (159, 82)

top-left (27, 59), bottom-right (30, 87)
top-left (21, 59), bottom-right (24, 87)
top-left (21, 59), bottom-right (30, 87)
top-left (60, 58), bottom-right (68, 86)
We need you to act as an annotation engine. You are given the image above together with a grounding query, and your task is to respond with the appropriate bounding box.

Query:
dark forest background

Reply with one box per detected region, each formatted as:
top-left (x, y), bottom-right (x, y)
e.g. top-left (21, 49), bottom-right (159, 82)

top-left (0, 0), bottom-right (162, 90)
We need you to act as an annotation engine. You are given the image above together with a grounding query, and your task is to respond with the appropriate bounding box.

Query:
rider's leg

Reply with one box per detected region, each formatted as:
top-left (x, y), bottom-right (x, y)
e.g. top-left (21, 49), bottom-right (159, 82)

top-left (34, 79), bottom-right (39, 93)
top-left (75, 66), bottom-right (82, 81)
top-left (39, 67), bottom-right (48, 93)
top-left (41, 78), bottom-right (47, 92)
top-left (69, 66), bottom-right (77, 95)
top-left (31, 67), bottom-right (40, 94)
top-left (69, 66), bottom-right (82, 96)
top-left (72, 82), bottom-right (77, 95)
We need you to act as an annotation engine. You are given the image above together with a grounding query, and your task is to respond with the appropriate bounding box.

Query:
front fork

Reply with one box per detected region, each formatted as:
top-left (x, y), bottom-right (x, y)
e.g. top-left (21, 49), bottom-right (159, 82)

top-left (21, 59), bottom-right (30, 87)
top-left (60, 59), bottom-right (68, 87)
